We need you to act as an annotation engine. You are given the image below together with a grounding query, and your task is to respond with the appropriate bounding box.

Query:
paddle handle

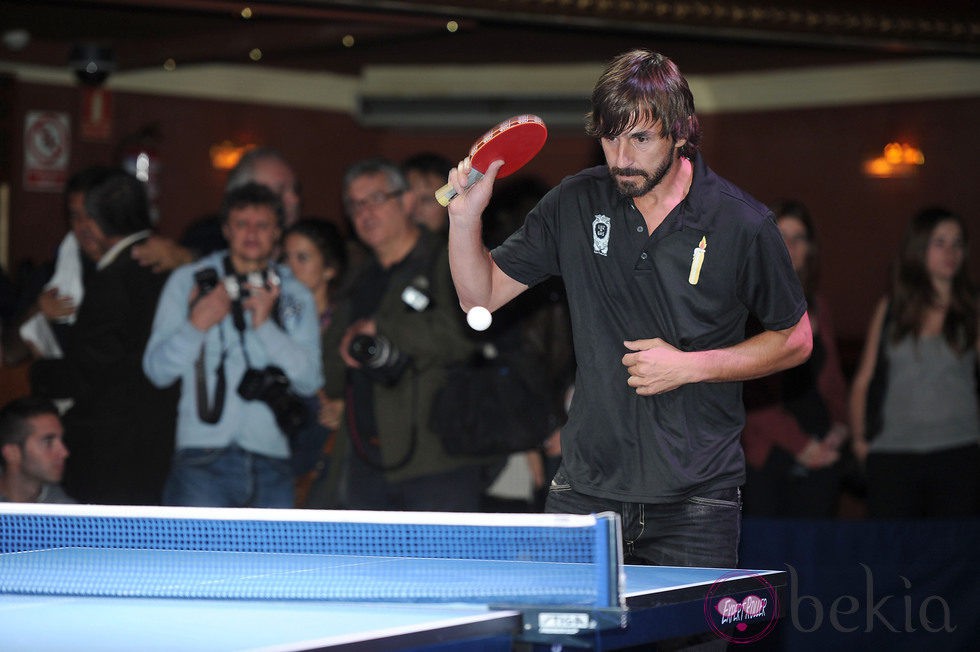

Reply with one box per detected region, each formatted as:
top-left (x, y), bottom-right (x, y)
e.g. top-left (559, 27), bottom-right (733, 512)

top-left (435, 167), bottom-right (482, 207)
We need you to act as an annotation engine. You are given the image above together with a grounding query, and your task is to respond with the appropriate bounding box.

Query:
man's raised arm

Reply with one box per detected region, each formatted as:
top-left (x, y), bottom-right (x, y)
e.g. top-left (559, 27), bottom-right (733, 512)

top-left (446, 158), bottom-right (527, 312)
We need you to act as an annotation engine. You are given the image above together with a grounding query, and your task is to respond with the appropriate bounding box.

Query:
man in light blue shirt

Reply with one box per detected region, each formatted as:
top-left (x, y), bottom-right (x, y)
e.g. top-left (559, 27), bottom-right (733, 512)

top-left (143, 183), bottom-right (321, 507)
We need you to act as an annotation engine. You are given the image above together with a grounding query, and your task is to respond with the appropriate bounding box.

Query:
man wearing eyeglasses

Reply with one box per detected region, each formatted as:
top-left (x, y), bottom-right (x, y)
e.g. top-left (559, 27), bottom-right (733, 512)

top-left (312, 159), bottom-right (491, 511)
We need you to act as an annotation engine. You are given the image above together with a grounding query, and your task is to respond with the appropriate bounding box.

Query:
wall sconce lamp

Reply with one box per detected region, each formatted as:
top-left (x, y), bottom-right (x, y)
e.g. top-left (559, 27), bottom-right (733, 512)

top-left (209, 141), bottom-right (255, 170)
top-left (863, 142), bottom-right (925, 178)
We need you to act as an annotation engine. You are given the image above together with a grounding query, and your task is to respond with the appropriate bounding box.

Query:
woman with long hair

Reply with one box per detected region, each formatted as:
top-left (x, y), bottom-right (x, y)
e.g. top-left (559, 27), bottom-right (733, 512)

top-left (741, 200), bottom-right (849, 517)
top-left (281, 218), bottom-right (348, 506)
top-left (849, 207), bottom-right (979, 518)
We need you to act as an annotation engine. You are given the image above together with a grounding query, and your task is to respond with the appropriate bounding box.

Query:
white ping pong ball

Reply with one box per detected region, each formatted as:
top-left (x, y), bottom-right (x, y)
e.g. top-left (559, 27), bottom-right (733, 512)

top-left (466, 306), bottom-right (492, 331)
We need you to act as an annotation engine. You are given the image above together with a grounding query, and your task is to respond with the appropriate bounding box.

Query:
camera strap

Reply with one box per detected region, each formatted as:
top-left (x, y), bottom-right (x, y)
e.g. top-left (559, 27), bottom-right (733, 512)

top-left (193, 256), bottom-right (286, 426)
top-left (195, 328), bottom-right (227, 425)
top-left (345, 366), bottom-right (419, 473)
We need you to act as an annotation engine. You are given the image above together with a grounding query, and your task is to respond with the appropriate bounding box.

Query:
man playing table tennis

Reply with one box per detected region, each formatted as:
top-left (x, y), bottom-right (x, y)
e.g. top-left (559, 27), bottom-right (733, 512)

top-left (446, 49), bottom-right (812, 571)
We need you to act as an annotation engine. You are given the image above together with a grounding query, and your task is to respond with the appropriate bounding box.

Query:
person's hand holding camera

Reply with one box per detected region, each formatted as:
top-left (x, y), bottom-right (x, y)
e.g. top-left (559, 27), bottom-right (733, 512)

top-left (189, 282), bottom-right (231, 332)
top-left (339, 318), bottom-right (378, 369)
top-left (241, 281), bottom-right (280, 329)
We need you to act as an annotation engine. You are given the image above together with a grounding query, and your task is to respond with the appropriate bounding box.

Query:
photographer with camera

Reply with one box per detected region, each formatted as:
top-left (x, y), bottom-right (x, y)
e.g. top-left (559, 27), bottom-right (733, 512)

top-left (143, 183), bottom-right (322, 508)
top-left (310, 159), bottom-right (492, 512)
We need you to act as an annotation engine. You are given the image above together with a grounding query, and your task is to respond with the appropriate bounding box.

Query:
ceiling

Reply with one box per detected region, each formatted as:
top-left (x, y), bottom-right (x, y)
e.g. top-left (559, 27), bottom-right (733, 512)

top-left (1, 0), bottom-right (977, 82)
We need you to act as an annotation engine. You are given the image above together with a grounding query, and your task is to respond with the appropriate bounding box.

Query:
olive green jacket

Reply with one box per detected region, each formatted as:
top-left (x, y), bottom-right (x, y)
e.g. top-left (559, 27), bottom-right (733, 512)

top-left (322, 229), bottom-right (492, 482)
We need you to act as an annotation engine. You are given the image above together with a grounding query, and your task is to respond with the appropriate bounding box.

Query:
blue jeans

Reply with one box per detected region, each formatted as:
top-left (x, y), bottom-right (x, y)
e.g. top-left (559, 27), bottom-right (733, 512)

top-left (163, 445), bottom-right (294, 508)
top-left (545, 464), bottom-right (741, 568)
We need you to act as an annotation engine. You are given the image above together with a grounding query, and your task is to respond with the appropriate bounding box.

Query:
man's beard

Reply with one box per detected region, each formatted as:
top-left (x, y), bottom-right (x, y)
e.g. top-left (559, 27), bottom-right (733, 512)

top-left (610, 152), bottom-right (674, 198)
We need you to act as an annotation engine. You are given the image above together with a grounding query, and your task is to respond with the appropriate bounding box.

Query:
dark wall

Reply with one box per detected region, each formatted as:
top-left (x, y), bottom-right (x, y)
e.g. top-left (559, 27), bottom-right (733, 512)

top-left (700, 98), bottom-right (980, 342)
top-left (3, 77), bottom-right (978, 352)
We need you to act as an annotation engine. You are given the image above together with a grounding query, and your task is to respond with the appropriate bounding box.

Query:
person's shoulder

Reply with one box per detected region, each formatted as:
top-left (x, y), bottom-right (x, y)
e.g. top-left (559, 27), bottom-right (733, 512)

top-left (558, 165), bottom-right (609, 190)
top-left (163, 250), bottom-right (224, 291)
top-left (692, 155), bottom-right (771, 226)
top-left (273, 261), bottom-right (302, 291)
top-left (713, 177), bottom-right (770, 223)
top-left (38, 483), bottom-right (76, 504)
top-left (183, 250), bottom-right (225, 276)
top-left (540, 166), bottom-right (616, 210)
top-left (273, 261), bottom-right (315, 305)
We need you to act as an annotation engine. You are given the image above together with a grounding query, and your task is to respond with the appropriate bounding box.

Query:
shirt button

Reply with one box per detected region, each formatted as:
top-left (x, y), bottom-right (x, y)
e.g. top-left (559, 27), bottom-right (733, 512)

top-left (636, 225), bottom-right (643, 232)
top-left (640, 252), bottom-right (648, 260)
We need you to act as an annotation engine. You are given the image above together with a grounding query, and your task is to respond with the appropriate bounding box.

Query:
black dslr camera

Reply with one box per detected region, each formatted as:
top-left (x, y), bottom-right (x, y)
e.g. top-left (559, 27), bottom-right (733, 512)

top-left (349, 334), bottom-right (412, 385)
top-left (237, 365), bottom-right (308, 438)
top-left (193, 267), bottom-right (221, 297)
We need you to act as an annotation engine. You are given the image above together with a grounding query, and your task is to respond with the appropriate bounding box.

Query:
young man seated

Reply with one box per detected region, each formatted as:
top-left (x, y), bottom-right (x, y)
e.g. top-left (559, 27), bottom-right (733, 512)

top-left (0, 396), bottom-right (74, 503)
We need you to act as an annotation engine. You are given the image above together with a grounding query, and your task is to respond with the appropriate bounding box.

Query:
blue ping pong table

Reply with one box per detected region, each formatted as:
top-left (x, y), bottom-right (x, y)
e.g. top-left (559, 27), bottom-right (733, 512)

top-left (0, 564), bottom-right (785, 651)
top-left (0, 504), bottom-right (786, 651)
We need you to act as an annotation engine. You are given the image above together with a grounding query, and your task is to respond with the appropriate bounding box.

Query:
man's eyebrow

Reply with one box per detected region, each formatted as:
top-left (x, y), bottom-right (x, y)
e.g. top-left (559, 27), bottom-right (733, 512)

top-left (628, 129), bottom-right (654, 138)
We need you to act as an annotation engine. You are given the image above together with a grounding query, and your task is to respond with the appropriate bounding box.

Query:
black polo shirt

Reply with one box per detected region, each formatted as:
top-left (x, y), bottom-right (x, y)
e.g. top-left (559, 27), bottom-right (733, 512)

top-left (492, 153), bottom-right (807, 503)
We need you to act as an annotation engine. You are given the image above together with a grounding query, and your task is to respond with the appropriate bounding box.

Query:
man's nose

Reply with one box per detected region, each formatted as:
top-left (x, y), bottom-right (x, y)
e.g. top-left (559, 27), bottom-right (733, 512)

top-left (607, 139), bottom-right (630, 168)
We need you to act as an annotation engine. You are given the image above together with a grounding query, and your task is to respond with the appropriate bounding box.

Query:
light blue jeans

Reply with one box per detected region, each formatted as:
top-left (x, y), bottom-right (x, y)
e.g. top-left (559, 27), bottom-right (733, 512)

top-left (163, 445), bottom-right (294, 508)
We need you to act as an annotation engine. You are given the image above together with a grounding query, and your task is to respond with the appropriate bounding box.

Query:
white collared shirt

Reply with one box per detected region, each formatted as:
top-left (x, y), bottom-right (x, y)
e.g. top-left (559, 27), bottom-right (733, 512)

top-left (97, 230), bottom-right (152, 271)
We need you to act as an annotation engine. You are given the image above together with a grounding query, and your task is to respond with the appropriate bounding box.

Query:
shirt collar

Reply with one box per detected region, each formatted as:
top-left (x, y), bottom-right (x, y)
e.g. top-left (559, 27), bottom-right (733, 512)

top-left (665, 152), bottom-right (719, 233)
top-left (97, 230), bottom-right (152, 270)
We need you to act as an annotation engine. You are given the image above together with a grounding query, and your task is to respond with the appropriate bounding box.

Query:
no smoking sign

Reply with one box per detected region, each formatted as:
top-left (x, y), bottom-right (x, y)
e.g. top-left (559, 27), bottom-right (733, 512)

top-left (24, 111), bottom-right (71, 192)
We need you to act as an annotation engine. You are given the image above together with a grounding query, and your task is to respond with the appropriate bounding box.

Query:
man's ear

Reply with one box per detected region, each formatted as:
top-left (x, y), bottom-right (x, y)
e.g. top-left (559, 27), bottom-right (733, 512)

top-left (400, 188), bottom-right (418, 217)
top-left (1, 442), bottom-right (21, 468)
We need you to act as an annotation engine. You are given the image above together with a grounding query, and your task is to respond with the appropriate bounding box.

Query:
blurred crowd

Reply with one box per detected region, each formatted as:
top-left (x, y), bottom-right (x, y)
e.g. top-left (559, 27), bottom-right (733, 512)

top-left (1, 145), bottom-right (976, 519)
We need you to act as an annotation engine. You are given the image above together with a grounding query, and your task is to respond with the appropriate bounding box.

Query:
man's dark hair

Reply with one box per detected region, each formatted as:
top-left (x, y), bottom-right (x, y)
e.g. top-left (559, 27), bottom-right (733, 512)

top-left (83, 168), bottom-right (152, 237)
top-left (220, 182), bottom-right (285, 228)
top-left (586, 49), bottom-right (701, 159)
top-left (64, 165), bottom-right (115, 219)
top-left (401, 152), bottom-right (453, 179)
top-left (0, 397), bottom-right (60, 470)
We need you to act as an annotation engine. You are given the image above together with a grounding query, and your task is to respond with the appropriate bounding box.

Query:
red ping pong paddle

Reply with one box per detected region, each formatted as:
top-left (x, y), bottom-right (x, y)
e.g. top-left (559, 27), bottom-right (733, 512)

top-left (435, 114), bottom-right (548, 207)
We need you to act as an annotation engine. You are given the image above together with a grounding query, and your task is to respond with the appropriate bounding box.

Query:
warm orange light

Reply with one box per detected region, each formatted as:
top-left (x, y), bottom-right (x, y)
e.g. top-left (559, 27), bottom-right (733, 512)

top-left (863, 142), bottom-right (924, 178)
top-left (883, 142), bottom-right (904, 165)
top-left (209, 141), bottom-right (254, 170)
top-left (863, 157), bottom-right (893, 178)
top-left (902, 146), bottom-right (925, 165)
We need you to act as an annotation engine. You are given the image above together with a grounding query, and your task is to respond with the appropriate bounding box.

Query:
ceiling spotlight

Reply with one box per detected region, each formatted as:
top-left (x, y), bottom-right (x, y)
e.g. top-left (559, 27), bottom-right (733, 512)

top-left (2, 29), bottom-right (31, 51)
top-left (69, 43), bottom-right (116, 86)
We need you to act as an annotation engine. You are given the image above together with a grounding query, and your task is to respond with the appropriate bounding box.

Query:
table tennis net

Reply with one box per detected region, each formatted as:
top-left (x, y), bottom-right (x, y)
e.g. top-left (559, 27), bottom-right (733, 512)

top-left (0, 504), bottom-right (622, 607)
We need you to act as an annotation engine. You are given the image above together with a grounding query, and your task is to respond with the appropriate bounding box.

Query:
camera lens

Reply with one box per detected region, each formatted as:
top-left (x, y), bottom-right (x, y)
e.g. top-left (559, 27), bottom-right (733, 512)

top-left (348, 334), bottom-right (411, 384)
top-left (349, 334), bottom-right (389, 367)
